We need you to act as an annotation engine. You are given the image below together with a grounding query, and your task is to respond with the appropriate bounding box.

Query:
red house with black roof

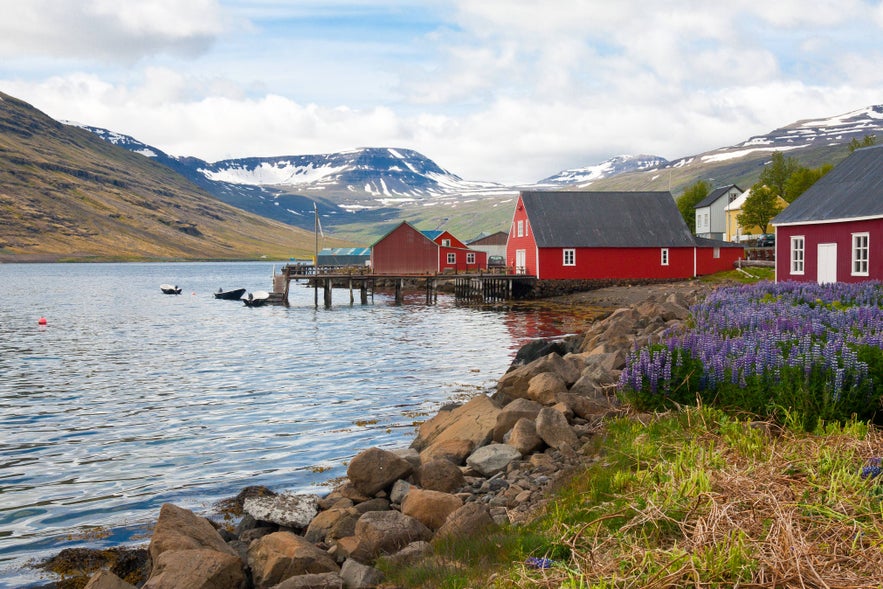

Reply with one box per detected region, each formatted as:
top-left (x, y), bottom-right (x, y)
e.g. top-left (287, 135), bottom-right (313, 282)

top-left (371, 222), bottom-right (487, 274)
top-left (506, 191), bottom-right (743, 280)
top-left (772, 145), bottom-right (883, 283)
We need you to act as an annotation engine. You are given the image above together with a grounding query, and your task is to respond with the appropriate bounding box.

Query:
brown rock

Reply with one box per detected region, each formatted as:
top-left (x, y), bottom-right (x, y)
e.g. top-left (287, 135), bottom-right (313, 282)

top-left (434, 502), bottom-right (496, 540)
top-left (526, 372), bottom-right (567, 405)
top-left (148, 504), bottom-right (236, 564)
top-left (493, 398), bottom-right (543, 442)
top-left (411, 395), bottom-right (500, 453)
top-left (354, 510), bottom-right (433, 559)
top-left (247, 532), bottom-right (339, 589)
top-left (304, 508), bottom-right (355, 544)
top-left (496, 353), bottom-right (581, 403)
top-left (418, 438), bottom-right (474, 465)
top-left (507, 417), bottom-right (544, 455)
top-left (346, 448), bottom-right (414, 496)
top-left (273, 572), bottom-right (344, 589)
top-left (415, 458), bottom-right (466, 493)
top-left (401, 488), bottom-right (464, 531)
top-left (535, 407), bottom-right (579, 450)
top-left (142, 549), bottom-right (245, 589)
top-left (84, 571), bottom-right (136, 589)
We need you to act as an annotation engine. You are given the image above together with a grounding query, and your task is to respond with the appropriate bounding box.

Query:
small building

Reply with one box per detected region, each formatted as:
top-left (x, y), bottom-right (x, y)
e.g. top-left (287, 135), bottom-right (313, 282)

top-left (695, 184), bottom-right (742, 240)
top-left (724, 188), bottom-right (789, 242)
top-left (371, 222), bottom-right (487, 274)
top-left (317, 247), bottom-right (371, 267)
top-left (772, 145), bottom-right (883, 284)
top-left (466, 231), bottom-right (509, 259)
top-left (506, 191), bottom-right (743, 280)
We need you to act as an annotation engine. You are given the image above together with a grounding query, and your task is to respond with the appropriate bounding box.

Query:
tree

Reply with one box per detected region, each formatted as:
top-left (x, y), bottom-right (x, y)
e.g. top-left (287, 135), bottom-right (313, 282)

top-left (738, 185), bottom-right (783, 235)
top-left (849, 134), bottom-right (877, 153)
top-left (783, 164), bottom-right (832, 202)
top-left (676, 180), bottom-right (710, 233)
top-left (758, 152), bottom-right (800, 200)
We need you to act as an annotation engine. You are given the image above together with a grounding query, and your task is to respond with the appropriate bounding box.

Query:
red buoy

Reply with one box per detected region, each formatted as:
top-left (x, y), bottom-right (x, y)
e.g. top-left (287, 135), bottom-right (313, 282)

top-left (38, 317), bottom-right (47, 326)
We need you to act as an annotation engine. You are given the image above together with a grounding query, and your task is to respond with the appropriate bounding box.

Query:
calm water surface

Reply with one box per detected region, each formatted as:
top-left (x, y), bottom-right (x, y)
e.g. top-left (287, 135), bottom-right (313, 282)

top-left (0, 262), bottom-right (573, 587)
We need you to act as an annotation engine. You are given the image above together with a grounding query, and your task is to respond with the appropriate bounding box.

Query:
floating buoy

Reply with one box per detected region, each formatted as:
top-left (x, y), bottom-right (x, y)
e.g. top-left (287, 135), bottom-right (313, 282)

top-left (38, 317), bottom-right (47, 326)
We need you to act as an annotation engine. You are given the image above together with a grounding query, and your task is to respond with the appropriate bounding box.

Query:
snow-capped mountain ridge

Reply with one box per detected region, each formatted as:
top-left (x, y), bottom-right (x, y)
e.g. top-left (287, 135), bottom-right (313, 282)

top-left (537, 154), bottom-right (670, 187)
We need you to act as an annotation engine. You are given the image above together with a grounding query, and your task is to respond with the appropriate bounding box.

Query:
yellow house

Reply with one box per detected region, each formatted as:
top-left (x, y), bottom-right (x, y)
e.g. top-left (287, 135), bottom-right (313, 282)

top-left (724, 188), bottom-right (789, 242)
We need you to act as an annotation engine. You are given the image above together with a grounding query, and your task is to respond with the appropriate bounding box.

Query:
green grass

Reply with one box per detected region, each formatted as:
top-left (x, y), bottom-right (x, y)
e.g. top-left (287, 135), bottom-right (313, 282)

top-left (381, 406), bottom-right (883, 588)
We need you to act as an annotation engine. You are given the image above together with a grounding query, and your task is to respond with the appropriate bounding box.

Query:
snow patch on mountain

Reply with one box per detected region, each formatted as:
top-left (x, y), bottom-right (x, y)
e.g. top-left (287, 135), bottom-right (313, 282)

top-left (536, 154), bottom-right (669, 187)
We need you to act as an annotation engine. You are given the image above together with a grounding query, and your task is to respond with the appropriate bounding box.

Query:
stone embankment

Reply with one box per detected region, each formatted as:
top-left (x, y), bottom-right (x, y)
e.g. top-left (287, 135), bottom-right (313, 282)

top-left (77, 284), bottom-right (708, 589)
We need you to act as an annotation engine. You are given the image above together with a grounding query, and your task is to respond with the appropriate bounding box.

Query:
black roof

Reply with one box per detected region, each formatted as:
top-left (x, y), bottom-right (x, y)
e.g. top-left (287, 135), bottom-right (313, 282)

top-left (773, 145), bottom-right (883, 225)
top-left (520, 191), bottom-right (696, 248)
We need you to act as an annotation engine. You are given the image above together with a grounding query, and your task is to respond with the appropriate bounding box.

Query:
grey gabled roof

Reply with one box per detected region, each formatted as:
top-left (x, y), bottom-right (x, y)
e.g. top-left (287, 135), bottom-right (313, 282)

top-left (773, 145), bottom-right (883, 225)
top-left (520, 191), bottom-right (696, 248)
top-left (695, 185), bottom-right (736, 209)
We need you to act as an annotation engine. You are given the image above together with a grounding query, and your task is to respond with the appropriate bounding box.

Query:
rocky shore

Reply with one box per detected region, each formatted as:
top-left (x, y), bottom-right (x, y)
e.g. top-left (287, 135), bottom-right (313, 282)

top-left (51, 281), bottom-right (712, 589)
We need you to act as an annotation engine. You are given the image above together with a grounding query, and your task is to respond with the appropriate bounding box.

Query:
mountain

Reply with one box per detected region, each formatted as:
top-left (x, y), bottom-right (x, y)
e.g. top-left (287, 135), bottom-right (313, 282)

top-left (536, 154), bottom-right (670, 186)
top-left (0, 92), bottom-right (336, 262)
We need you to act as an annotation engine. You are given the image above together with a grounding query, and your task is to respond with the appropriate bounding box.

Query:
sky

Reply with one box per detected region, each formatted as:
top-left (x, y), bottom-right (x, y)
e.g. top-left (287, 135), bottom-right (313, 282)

top-left (1, 1), bottom-right (882, 185)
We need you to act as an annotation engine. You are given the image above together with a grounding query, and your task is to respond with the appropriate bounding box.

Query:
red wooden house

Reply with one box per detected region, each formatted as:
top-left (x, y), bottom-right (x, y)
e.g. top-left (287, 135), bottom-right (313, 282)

top-left (506, 191), bottom-right (743, 280)
top-left (772, 145), bottom-right (883, 284)
top-left (371, 222), bottom-right (487, 274)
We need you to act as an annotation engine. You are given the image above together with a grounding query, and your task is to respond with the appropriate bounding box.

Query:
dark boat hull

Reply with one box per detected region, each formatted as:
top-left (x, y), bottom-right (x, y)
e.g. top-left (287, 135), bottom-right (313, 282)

top-left (214, 288), bottom-right (246, 300)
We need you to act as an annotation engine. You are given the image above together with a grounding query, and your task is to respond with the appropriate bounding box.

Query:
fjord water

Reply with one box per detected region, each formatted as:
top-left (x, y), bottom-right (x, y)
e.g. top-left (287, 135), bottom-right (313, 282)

top-left (0, 262), bottom-right (569, 586)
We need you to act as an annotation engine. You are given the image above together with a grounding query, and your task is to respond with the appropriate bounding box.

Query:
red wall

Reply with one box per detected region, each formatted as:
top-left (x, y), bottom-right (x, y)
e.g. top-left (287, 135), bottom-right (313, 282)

top-left (433, 230), bottom-right (468, 250)
top-left (438, 247), bottom-right (487, 272)
top-left (776, 219), bottom-right (883, 283)
top-left (506, 196), bottom-right (539, 274)
top-left (372, 223), bottom-right (438, 274)
top-left (535, 247), bottom-right (695, 280)
top-left (696, 246), bottom-right (743, 276)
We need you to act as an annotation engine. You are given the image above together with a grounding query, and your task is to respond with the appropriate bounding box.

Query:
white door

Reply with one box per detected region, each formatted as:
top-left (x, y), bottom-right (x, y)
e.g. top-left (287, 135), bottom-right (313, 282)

top-left (817, 243), bottom-right (837, 284)
top-left (515, 249), bottom-right (526, 275)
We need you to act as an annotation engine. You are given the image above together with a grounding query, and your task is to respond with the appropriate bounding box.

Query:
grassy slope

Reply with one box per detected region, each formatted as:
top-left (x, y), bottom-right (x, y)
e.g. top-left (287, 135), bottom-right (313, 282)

top-left (0, 92), bottom-right (350, 262)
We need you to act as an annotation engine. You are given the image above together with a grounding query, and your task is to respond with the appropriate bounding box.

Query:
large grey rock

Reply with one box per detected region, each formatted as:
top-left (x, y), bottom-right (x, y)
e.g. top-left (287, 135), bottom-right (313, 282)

top-left (243, 493), bottom-right (320, 529)
top-left (354, 510), bottom-right (433, 559)
top-left (465, 443), bottom-right (522, 477)
top-left (273, 572), bottom-right (344, 589)
top-left (535, 407), bottom-right (579, 450)
top-left (347, 448), bottom-right (414, 496)
top-left (339, 558), bottom-right (384, 588)
top-left (247, 532), bottom-right (339, 589)
top-left (143, 548), bottom-right (245, 589)
top-left (493, 398), bottom-right (543, 442)
top-left (382, 541), bottom-right (432, 567)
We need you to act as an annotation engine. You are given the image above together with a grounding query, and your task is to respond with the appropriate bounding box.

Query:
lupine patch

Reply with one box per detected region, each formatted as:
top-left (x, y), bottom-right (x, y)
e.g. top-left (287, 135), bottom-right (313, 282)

top-left (619, 281), bottom-right (883, 429)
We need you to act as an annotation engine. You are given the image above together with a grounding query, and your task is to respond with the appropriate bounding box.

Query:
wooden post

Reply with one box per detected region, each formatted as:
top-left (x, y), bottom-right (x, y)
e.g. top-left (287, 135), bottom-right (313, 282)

top-left (395, 278), bottom-right (403, 305)
top-left (349, 279), bottom-right (354, 305)
top-left (324, 279), bottom-right (332, 308)
top-left (360, 282), bottom-right (368, 305)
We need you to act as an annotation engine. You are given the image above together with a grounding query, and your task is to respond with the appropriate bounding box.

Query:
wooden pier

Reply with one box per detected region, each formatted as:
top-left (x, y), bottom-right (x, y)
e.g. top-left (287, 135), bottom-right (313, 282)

top-left (273, 264), bottom-right (536, 307)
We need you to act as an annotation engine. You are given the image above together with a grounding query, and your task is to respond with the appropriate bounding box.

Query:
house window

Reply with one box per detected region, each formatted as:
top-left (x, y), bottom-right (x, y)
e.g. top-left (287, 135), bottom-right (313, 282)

top-left (713, 247), bottom-right (720, 259)
top-left (446, 253), bottom-right (456, 264)
top-left (441, 239), bottom-right (451, 247)
top-left (791, 236), bottom-right (805, 275)
top-left (563, 249), bottom-right (575, 266)
top-left (517, 220), bottom-right (524, 238)
top-left (661, 248), bottom-right (669, 266)
top-left (466, 252), bottom-right (475, 264)
top-left (853, 232), bottom-right (869, 276)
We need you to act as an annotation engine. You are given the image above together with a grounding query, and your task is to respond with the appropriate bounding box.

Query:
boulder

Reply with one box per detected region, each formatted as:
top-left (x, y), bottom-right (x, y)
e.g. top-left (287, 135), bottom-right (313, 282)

top-left (339, 558), bottom-right (385, 589)
top-left (495, 353), bottom-right (581, 403)
top-left (347, 448), bottom-right (414, 497)
top-left (84, 571), bottom-right (136, 589)
top-left (493, 398), bottom-right (543, 442)
top-left (434, 502), bottom-right (496, 540)
top-left (401, 488), bottom-right (464, 531)
top-left (418, 438), bottom-right (474, 465)
top-left (353, 510), bottom-right (433, 559)
top-left (391, 448), bottom-right (421, 470)
top-left (415, 458), bottom-right (466, 494)
top-left (411, 395), bottom-right (500, 453)
top-left (148, 504), bottom-right (236, 564)
top-left (526, 372), bottom-right (567, 405)
top-left (247, 532), bottom-right (339, 589)
top-left (273, 572), bottom-right (344, 589)
top-left (142, 548), bottom-right (245, 589)
top-left (381, 541), bottom-right (432, 567)
top-left (389, 479), bottom-right (412, 504)
top-left (535, 407), bottom-right (579, 450)
top-left (465, 443), bottom-right (522, 477)
top-left (506, 418), bottom-right (544, 455)
top-left (243, 493), bottom-right (320, 529)
top-left (557, 391), bottom-right (617, 420)
top-left (304, 508), bottom-right (358, 544)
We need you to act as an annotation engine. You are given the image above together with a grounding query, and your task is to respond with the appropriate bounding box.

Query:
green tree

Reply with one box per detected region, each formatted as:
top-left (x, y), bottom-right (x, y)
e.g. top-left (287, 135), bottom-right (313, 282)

top-left (738, 185), bottom-right (783, 235)
top-left (677, 180), bottom-right (710, 233)
top-left (758, 152), bottom-right (800, 200)
top-left (783, 164), bottom-right (832, 202)
top-left (848, 134), bottom-right (877, 153)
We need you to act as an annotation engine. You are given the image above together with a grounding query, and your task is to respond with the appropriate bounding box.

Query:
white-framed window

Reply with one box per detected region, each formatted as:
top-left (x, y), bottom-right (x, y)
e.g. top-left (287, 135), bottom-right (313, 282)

top-left (563, 248), bottom-right (575, 266)
top-left (446, 253), bottom-right (456, 264)
top-left (661, 248), bottom-right (669, 266)
top-left (517, 220), bottom-right (524, 238)
top-left (441, 239), bottom-right (451, 247)
top-left (791, 236), bottom-right (805, 275)
top-left (713, 247), bottom-right (720, 259)
top-left (853, 232), bottom-right (869, 276)
top-left (466, 252), bottom-right (475, 264)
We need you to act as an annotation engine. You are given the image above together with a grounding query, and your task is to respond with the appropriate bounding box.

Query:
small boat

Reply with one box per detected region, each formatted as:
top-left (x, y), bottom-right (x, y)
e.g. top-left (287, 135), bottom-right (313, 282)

top-left (213, 287), bottom-right (247, 300)
top-left (160, 284), bottom-right (182, 295)
top-left (243, 290), bottom-right (270, 307)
